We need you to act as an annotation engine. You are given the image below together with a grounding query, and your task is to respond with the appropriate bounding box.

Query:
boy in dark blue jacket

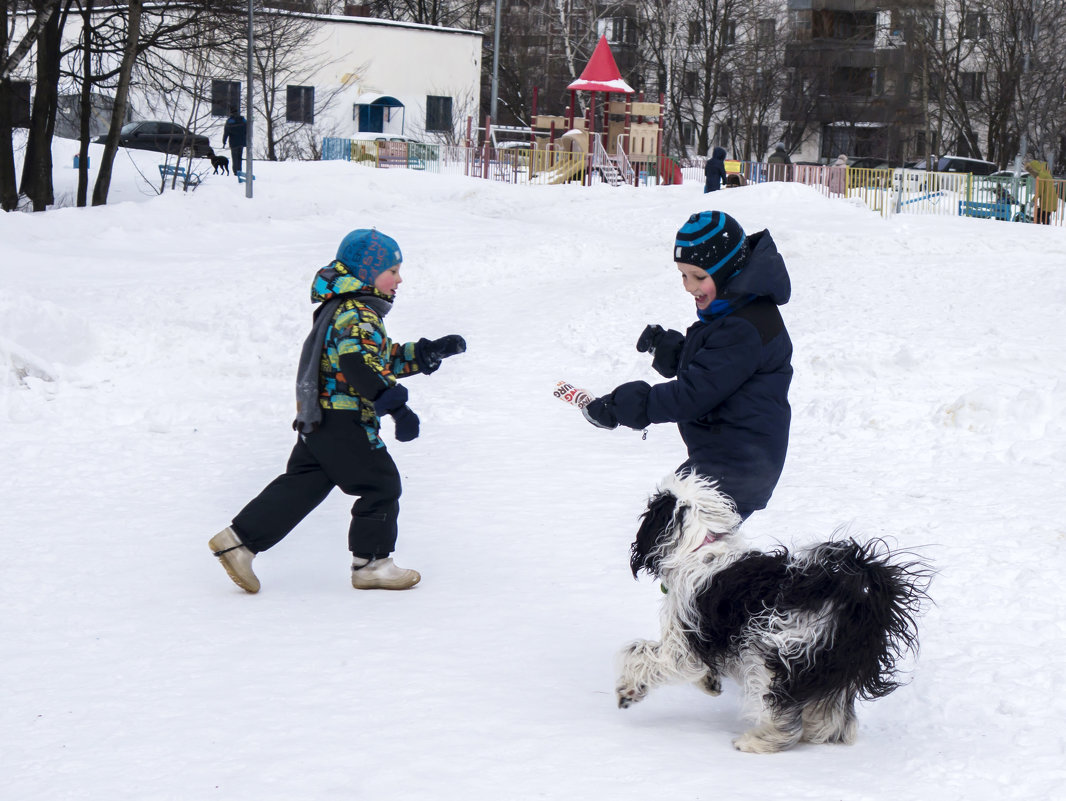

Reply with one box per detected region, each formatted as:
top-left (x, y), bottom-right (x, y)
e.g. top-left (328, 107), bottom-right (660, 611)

top-left (583, 211), bottom-right (792, 520)
top-left (704, 146), bottom-right (727, 193)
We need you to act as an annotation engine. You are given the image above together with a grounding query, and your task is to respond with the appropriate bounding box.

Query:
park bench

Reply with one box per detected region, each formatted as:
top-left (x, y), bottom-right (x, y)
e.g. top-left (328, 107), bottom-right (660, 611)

top-left (158, 163), bottom-right (200, 188)
top-left (958, 199), bottom-right (1011, 221)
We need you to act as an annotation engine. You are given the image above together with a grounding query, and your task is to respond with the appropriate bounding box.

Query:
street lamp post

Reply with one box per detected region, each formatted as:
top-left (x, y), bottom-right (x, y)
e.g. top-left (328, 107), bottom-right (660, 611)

top-left (490, 0), bottom-right (501, 120)
top-left (245, 0), bottom-right (254, 198)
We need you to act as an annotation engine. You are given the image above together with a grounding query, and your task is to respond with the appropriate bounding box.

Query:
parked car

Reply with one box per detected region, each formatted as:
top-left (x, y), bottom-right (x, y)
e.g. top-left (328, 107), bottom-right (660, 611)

top-left (911, 155), bottom-right (998, 175)
top-left (94, 121), bottom-right (212, 157)
top-left (847, 156), bottom-right (892, 170)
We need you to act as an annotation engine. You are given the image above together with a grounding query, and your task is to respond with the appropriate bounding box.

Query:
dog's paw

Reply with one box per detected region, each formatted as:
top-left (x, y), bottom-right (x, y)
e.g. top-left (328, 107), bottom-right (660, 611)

top-left (698, 672), bottom-right (722, 696)
top-left (732, 726), bottom-right (798, 754)
top-left (616, 682), bottom-right (647, 709)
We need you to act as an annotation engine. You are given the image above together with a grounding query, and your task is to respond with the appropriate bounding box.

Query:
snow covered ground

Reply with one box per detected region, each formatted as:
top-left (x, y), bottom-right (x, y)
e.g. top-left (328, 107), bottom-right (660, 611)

top-left (2, 137), bottom-right (1065, 800)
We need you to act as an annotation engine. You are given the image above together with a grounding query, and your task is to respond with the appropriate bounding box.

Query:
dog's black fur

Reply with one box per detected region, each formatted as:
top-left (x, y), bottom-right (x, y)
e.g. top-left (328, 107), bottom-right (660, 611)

top-left (210, 151), bottom-right (230, 175)
top-left (618, 473), bottom-right (932, 752)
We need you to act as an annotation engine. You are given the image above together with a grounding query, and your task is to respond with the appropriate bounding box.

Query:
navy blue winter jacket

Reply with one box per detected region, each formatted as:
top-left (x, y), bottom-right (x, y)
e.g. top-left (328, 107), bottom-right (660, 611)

top-left (704, 146), bottom-right (727, 192)
top-left (610, 230), bottom-right (792, 515)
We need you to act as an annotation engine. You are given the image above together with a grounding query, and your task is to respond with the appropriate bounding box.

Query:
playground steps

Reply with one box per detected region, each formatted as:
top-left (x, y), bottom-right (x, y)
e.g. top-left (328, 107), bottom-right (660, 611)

top-left (597, 160), bottom-right (625, 186)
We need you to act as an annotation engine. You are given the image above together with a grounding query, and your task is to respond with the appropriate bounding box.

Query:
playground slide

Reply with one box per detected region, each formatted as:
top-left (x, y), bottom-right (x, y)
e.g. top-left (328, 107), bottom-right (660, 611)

top-left (540, 160), bottom-right (586, 185)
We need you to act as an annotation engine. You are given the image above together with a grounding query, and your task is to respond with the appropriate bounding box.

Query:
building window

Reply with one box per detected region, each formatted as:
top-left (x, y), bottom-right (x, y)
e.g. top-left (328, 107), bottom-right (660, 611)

top-left (211, 80), bottom-right (241, 117)
top-left (722, 20), bottom-right (737, 45)
top-left (960, 71), bottom-right (984, 101)
top-left (872, 67), bottom-right (884, 96)
top-left (963, 11), bottom-right (989, 40)
top-left (716, 121), bottom-right (732, 149)
top-left (680, 121), bottom-right (696, 147)
top-left (813, 10), bottom-right (876, 40)
top-left (10, 80), bottom-right (31, 128)
top-left (286, 85), bottom-right (314, 124)
top-left (757, 19), bottom-right (775, 46)
top-left (688, 20), bottom-right (701, 46)
top-left (598, 17), bottom-right (634, 45)
top-left (831, 66), bottom-right (872, 96)
top-left (425, 95), bottom-right (453, 133)
top-left (683, 71), bottom-right (698, 96)
top-left (719, 72), bottom-right (731, 98)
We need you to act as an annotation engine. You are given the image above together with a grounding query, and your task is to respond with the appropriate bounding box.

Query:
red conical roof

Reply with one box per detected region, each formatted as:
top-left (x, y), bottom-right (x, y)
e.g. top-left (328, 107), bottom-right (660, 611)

top-left (567, 35), bottom-right (635, 94)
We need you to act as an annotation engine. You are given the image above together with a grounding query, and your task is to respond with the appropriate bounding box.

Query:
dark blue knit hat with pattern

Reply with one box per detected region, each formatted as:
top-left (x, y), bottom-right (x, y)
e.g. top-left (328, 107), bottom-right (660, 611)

top-left (335, 229), bottom-right (402, 285)
top-left (673, 211), bottom-right (749, 290)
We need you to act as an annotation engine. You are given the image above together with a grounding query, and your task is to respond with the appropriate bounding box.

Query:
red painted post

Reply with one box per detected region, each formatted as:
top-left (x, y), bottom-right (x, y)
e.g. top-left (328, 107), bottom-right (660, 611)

top-left (602, 93), bottom-right (609, 154)
top-left (657, 94), bottom-right (665, 186)
top-left (484, 114), bottom-right (492, 180)
top-left (464, 115), bottom-right (473, 176)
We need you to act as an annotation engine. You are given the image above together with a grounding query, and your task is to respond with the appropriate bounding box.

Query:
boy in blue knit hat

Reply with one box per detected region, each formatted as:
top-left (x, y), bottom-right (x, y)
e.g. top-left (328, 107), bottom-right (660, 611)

top-left (582, 210), bottom-right (792, 520)
top-left (209, 229), bottom-right (466, 592)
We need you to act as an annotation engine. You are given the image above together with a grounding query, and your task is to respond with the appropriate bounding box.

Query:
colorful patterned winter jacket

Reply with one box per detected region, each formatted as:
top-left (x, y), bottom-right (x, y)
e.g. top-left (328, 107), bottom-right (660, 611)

top-left (311, 261), bottom-right (428, 447)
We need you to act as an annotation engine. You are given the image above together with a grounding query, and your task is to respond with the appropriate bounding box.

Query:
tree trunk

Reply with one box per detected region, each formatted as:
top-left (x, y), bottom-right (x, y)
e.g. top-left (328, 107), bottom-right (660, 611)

top-left (19, 1), bottom-right (65, 212)
top-left (0, 78), bottom-right (18, 211)
top-left (76, 0), bottom-right (95, 207)
top-left (93, 0), bottom-right (141, 207)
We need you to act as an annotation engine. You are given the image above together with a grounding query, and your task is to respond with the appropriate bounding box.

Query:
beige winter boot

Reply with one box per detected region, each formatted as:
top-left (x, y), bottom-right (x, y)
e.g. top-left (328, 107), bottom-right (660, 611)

top-left (208, 526), bottom-right (260, 593)
top-left (351, 556), bottom-right (421, 590)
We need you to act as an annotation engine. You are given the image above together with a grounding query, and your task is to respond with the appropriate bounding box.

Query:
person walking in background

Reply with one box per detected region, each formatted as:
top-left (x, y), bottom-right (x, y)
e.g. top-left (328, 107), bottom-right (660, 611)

top-left (1025, 159), bottom-right (1058, 225)
top-left (222, 107), bottom-right (247, 176)
top-left (208, 229), bottom-right (467, 593)
top-left (704, 146), bottom-right (728, 193)
top-left (766, 142), bottom-right (791, 182)
top-left (830, 153), bottom-right (848, 195)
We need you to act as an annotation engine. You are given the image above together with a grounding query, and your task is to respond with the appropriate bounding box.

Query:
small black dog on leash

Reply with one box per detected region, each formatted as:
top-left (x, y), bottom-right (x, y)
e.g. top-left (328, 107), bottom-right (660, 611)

top-left (207, 148), bottom-right (229, 175)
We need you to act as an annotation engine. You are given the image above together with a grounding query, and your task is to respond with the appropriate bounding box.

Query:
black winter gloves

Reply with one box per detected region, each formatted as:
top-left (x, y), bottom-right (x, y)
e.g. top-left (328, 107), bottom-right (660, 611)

top-left (373, 384), bottom-right (408, 415)
top-left (582, 397), bottom-right (618, 430)
top-left (373, 384), bottom-right (420, 442)
top-left (391, 405), bottom-right (420, 442)
top-left (636, 324), bottom-right (666, 354)
top-left (582, 382), bottom-right (652, 431)
top-left (417, 335), bottom-right (467, 374)
top-left (636, 324), bottom-right (685, 378)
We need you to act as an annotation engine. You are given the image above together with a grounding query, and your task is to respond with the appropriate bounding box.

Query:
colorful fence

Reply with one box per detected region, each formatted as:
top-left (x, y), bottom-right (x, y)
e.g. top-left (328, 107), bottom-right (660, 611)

top-left (322, 138), bottom-right (682, 187)
top-left (324, 139), bottom-right (1063, 227)
top-left (680, 158), bottom-right (1064, 228)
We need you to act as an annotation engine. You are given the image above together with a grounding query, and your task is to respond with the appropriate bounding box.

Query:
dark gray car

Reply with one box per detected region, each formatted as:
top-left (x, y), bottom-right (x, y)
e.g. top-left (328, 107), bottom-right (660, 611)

top-left (95, 121), bottom-right (212, 157)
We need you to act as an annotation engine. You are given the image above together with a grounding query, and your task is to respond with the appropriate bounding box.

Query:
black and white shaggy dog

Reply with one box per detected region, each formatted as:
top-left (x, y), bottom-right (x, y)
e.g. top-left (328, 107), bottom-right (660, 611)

top-left (617, 472), bottom-right (931, 754)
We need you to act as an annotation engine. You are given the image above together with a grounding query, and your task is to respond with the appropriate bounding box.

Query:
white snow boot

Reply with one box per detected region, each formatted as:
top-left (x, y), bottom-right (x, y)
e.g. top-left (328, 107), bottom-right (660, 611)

top-left (208, 526), bottom-right (260, 594)
top-left (351, 556), bottom-right (421, 590)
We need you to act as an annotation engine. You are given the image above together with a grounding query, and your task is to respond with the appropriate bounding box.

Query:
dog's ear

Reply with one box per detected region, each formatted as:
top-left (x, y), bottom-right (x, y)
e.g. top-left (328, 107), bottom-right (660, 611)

top-left (631, 491), bottom-right (679, 578)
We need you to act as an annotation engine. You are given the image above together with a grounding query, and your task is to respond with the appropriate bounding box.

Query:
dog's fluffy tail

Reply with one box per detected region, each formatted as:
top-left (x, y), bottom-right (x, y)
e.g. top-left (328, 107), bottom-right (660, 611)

top-left (787, 538), bottom-right (933, 701)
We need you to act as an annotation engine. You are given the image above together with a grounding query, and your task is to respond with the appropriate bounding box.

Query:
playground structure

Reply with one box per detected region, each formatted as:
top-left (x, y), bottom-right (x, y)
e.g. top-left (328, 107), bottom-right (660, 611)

top-left (484, 35), bottom-right (674, 186)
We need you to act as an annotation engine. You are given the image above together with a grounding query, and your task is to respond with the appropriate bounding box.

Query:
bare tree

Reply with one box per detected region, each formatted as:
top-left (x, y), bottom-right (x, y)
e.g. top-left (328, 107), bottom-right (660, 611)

top-left (218, 7), bottom-right (350, 161)
top-left (1, 0), bottom-right (65, 210)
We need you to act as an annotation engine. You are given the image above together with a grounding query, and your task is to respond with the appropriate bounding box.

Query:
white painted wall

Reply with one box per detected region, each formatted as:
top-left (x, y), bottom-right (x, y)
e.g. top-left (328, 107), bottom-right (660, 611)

top-left (10, 10), bottom-right (482, 155)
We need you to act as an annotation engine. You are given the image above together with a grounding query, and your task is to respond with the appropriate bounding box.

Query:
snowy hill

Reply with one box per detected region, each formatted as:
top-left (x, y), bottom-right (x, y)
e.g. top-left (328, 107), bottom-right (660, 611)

top-left (2, 137), bottom-right (1065, 800)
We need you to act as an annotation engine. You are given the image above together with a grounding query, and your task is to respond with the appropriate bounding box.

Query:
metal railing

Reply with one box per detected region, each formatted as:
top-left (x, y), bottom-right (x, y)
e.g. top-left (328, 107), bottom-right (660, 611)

top-left (326, 140), bottom-right (1064, 227)
top-left (679, 156), bottom-right (1064, 227)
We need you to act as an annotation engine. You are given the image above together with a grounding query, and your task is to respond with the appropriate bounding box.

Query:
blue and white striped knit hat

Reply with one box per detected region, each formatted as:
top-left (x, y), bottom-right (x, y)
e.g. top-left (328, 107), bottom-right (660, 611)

top-left (335, 229), bottom-right (403, 285)
top-left (673, 211), bottom-right (749, 289)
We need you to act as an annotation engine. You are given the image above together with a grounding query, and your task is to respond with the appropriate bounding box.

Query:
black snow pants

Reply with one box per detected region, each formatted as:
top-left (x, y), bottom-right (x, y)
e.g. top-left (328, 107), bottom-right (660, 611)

top-left (232, 408), bottom-right (402, 558)
top-left (230, 146), bottom-right (244, 175)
